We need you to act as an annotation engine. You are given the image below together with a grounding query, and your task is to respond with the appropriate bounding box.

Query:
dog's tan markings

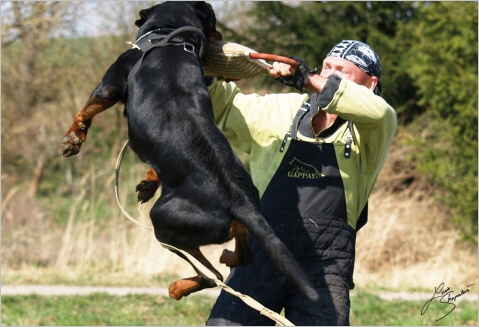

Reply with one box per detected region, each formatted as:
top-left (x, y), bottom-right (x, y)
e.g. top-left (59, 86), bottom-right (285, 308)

top-left (167, 247), bottom-right (223, 300)
top-left (61, 86), bottom-right (120, 157)
top-left (168, 276), bottom-right (204, 300)
top-left (220, 220), bottom-right (253, 267)
top-left (136, 167), bottom-right (161, 203)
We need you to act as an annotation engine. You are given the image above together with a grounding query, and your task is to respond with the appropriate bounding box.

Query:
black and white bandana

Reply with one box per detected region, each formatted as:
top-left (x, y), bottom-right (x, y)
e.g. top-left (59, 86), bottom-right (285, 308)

top-left (327, 40), bottom-right (382, 95)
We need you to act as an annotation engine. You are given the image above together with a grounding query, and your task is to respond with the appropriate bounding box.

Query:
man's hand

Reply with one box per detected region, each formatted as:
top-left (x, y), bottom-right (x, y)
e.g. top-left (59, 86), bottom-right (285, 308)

top-left (269, 61), bottom-right (295, 78)
top-left (269, 56), bottom-right (317, 92)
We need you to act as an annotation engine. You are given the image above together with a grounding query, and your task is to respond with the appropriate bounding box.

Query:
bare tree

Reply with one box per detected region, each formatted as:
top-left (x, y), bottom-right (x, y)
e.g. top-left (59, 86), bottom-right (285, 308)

top-left (1, 1), bottom-right (82, 45)
top-left (1, 2), bottom-right (84, 197)
top-left (2, 2), bottom-right (83, 111)
top-left (1, 2), bottom-right (146, 198)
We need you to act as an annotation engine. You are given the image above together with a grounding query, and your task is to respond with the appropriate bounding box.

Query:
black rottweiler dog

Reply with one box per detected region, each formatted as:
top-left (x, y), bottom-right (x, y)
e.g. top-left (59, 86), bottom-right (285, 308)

top-left (61, 1), bottom-right (322, 305)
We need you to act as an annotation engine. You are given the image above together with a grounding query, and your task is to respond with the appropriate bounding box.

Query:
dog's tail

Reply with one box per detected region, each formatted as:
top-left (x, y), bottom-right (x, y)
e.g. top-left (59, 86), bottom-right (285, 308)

top-left (238, 210), bottom-right (324, 307)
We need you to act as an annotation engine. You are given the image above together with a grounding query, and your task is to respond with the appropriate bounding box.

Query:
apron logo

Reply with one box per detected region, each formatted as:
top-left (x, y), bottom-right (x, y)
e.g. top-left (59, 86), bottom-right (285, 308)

top-left (287, 157), bottom-right (325, 179)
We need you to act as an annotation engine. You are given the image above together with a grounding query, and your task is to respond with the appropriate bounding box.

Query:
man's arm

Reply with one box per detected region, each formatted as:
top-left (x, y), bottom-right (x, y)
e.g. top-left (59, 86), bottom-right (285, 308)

top-left (304, 73), bottom-right (330, 93)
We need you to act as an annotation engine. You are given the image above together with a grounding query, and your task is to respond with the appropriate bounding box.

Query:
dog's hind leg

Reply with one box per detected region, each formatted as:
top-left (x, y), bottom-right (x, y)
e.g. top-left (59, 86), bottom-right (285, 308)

top-left (219, 220), bottom-right (253, 267)
top-left (168, 248), bottom-right (222, 300)
top-left (136, 167), bottom-right (160, 203)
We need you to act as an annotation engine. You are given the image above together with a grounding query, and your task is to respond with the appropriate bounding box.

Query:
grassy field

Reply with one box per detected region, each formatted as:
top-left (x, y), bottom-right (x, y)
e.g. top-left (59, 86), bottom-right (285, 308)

top-left (2, 291), bottom-right (477, 326)
top-left (1, 7), bottom-right (477, 326)
top-left (1, 92), bottom-right (477, 327)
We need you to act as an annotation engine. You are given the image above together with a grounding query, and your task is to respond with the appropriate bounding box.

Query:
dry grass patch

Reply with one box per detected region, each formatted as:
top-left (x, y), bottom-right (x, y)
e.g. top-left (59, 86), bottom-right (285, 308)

top-left (354, 136), bottom-right (478, 290)
top-left (2, 134), bottom-right (477, 292)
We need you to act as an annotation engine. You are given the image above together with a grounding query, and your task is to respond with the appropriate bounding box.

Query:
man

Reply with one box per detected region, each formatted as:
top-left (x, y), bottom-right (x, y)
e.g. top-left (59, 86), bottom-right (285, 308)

top-left (206, 40), bottom-right (397, 326)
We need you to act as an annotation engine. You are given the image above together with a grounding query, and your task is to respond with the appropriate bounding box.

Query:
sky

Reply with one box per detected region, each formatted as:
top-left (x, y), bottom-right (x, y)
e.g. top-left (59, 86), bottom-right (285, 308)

top-left (73, 1), bottom-right (240, 37)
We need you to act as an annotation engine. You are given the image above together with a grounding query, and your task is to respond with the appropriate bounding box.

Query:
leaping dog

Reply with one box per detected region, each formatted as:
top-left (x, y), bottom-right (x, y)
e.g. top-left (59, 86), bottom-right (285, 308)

top-left (61, 1), bottom-right (322, 305)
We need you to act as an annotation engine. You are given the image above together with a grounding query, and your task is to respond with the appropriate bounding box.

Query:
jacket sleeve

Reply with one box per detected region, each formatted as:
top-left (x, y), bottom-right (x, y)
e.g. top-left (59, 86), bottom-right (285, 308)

top-left (321, 78), bottom-right (397, 174)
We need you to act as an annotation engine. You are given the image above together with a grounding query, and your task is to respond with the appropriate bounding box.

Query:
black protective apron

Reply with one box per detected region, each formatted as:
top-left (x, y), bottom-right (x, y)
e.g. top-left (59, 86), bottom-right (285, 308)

top-left (208, 104), bottom-right (359, 326)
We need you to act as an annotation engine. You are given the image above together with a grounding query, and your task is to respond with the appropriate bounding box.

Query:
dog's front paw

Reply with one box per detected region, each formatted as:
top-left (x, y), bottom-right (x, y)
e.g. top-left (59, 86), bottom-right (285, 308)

top-left (136, 180), bottom-right (159, 203)
top-left (60, 121), bottom-right (89, 157)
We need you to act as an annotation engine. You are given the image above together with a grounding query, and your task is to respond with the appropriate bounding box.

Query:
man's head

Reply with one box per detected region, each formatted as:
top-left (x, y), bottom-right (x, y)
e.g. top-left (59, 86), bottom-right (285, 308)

top-left (322, 40), bottom-right (382, 95)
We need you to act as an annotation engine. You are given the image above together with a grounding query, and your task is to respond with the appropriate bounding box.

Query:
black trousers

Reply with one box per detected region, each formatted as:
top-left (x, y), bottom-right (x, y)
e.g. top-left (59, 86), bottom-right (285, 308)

top-left (206, 217), bottom-right (355, 326)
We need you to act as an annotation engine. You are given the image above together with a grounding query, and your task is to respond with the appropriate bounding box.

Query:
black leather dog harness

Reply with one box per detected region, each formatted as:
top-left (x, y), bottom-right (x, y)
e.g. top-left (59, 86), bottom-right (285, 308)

top-left (128, 26), bottom-right (207, 87)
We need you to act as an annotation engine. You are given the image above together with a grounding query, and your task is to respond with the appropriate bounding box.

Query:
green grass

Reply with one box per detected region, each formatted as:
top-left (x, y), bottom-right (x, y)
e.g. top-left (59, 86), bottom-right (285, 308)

top-left (1, 293), bottom-right (216, 326)
top-left (2, 291), bottom-right (477, 326)
top-left (350, 291), bottom-right (478, 326)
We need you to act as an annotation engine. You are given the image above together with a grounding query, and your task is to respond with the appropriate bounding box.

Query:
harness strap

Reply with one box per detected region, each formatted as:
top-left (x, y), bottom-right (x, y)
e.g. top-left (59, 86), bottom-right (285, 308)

top-left (291, 99), bottom-right (311, 140)
top-left (127, 26), bottom-right (207, 88)
top-left (280, 99), bottom-right (310, 152)
top-left (127, 59), bottom-right (142, 89)
top-left (134, 26), bottom-right (206, 56)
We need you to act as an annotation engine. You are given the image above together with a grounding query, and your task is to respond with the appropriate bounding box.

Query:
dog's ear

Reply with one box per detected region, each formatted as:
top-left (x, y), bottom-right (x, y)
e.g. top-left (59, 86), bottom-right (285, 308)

top-left (135, 7), bottom-right (154, 28)
top-left (192, 1), bottom-right (222, 42)
top-left (191, 2), bottom-right (210, 21)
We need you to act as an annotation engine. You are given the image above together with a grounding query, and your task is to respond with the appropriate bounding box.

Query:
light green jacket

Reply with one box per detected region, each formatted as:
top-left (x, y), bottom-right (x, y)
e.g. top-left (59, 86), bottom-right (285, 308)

top-left (208, 78), bottom-right (397, 229)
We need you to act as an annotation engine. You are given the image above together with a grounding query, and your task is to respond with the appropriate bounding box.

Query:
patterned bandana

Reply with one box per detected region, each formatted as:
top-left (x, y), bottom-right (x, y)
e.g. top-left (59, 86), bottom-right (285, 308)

top-left (327, 40), bottom-right (382, 95)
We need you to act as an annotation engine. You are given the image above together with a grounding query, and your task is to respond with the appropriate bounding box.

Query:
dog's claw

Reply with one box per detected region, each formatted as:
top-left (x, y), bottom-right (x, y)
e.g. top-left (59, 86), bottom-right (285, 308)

top-left (60, 123), bottom-right (89, 157)
top-left (60, 143), bottom-right (80, 157)
top-left (60, 134), bottom-right (82, 157)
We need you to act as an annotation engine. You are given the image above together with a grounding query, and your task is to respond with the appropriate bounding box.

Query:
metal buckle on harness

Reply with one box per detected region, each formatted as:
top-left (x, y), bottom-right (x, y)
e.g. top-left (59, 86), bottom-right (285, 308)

top-left (183, 43), bottom-right (196, 53)
top-left (344, 135), bottom-right (353, 158)
top-left (344, 121), bottom-right (354, 158)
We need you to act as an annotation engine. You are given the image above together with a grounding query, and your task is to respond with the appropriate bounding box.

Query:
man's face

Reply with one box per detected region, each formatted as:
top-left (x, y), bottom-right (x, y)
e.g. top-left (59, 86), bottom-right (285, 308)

top-left (320, 56), bottom-right (377, 91)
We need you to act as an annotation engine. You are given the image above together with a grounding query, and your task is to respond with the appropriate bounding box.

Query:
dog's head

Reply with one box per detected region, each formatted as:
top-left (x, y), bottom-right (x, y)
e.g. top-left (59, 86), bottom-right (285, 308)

top-left (135, 1), bottom-right (222, 43)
